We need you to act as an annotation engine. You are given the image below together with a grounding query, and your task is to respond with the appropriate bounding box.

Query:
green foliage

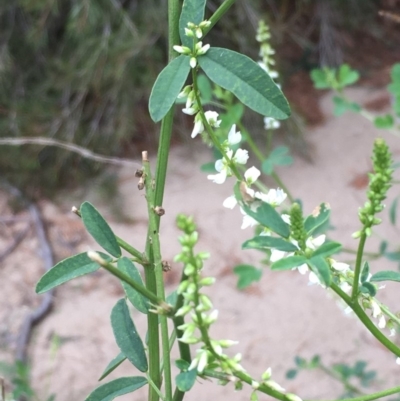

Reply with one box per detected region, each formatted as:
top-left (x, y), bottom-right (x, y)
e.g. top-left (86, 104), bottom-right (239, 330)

top-left (118, 257), bottom-right (149, 314)
top-left (233, 264), bottom-right (263, 289)
top-left (370, 271), bottom-right (400, 283)
top-left (149, 55), bottom-right (191, 122)
top-left (110, 299), bottom-right (148, 373)
top-left (332, 96), bottom-right (361, 116)
top-left (261, 146), bottom-right (293, 175)
top-left (36, 252), bottom-right (111, 293)
top-left (179, 0), bottom-right (206, 47)
top-left (198, 48), bottom-right (291, 120)
top-left (242, 236), bottom-right (298, 252)
top-left (308, 256), bottom-right (331, 286)
top-left (99, 352), bottom-right (127, 381)
top-left (271, 256), bottom-right (307, 271)
top-left (311, 241), bottom-right (342, 258)
top-left (85, 376), bottom-right (147, 401)
top-left (81, 202), bottom-right (121, 257)
top-left (304, 203), bottom-right (331, 235)
top-left (310, 64), bottom-right (360, 91)
top-left (374, 115), bottom-right (394, 129)
top-left (175, 368), bottom-right (197, 392)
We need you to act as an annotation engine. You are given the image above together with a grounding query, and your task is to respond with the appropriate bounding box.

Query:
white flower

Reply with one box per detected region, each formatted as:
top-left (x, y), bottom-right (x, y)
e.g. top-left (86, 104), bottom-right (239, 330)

top-left (297, 263), bottom-right (309, 275)
top-left (306, 235), bottom-right (326, 250)
top-left (240, 206), bottom-right (259, 229)
top-left (190, 57), bottom-right (197, 68)
top-left (264, 116), bottom-right (280, 130)
top-left (339, 281), bottom-right (352, 293)
top-left (396, 357), bottom-right (400, 365)
top-left (281, 214), bottom-right (291, 224)
top-left (191, 119), bottom-right (204, 138)
top-left (197, 350), bottom-right (208, 373)
top-left (270, 249), bottom-right (286, 262)
top-left (228, 124), bottom-right (241, 145)
top-left (183, 106), bottom-right (197, 115)
top-left (308, 271), bottom-right (322, 286)
top-left (207, 149), bottom-right (248, 184)
top-left (371, 300), bottom-right (381, 318)
top-left (197, 43), bottom-right (210, 55)
top-left (255, 188), bottom-right (287, 206)
top-left (378, 315), bottom-right (386, 329)
top-left (173, 45), bottom-right (191, 54)
top-left (332, 261), bottom-right (350, 272)
top-left (245, 166), bottom-right (261, 185)
top-left (223, 195), bottom-right (237, 209)
top-left (204, 110), bottom-right (221, 128)
top-left (234, 148), bottom-right (249, 164)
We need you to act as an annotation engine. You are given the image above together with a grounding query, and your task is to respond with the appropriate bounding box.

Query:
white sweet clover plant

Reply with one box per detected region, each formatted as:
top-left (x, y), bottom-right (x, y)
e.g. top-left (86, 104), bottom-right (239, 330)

top-left (33, 3), bottom-right (400, 401)
top-left (175, 21), bottom-right (400, 383)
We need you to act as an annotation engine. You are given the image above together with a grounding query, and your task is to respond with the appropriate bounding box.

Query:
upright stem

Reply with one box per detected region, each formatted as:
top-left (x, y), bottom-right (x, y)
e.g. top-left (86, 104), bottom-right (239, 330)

top-left (351, 233), bottom-right (367, 301)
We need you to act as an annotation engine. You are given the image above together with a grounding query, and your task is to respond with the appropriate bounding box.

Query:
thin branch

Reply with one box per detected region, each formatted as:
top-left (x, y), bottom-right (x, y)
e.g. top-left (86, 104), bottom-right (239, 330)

top-left (0, 137), bottom-right (141, 167)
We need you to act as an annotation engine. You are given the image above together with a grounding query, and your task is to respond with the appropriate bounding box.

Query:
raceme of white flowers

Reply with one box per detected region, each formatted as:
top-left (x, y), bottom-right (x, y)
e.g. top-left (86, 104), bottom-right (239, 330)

top-left (256, 20), bottom-right (281, 131)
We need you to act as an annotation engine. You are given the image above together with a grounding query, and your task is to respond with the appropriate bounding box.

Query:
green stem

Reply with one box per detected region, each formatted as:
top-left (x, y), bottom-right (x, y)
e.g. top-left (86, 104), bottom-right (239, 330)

top-left (147, 374), bottom-right (166, 401)
top-left (204, 368), bottom-right (400, 401)
top-left (143, 154), bottom-right (173, 401)
top-left (90, 253), bottom-right (170, 309)
top-left (203, 0), bottom-right (238, 36)
top-left (116, 237), bottom-right (147, 264)
top-left (330, 282), bottom-right (400, 357)
top-left (318, 363), bottom-right (364, 395)
top-left (351, 233), bottom-right (367, 301)
top-left (308, 385), bottom-right (400, 401)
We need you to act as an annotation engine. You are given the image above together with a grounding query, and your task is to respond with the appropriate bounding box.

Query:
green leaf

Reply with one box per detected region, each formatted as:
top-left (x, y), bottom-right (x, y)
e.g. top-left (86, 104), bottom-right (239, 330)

top-left (374, 114), bottom-right (394, 129)
top-left (81, 202), bottom-right (121, 258)
top-left (179, 0), bottom-right (206, 47)
top-left (271, 255), bottom-right (307, 271)
top-left (262, 146), bottom-right (293, 175)
top-left (175, 359), bottom-right (190, 371)
top-left (118, 258), bottom-right (149, 314)
top-left (312, 241), bottom-right (342, 258)
top-left (36, 252), bottom-right (111, 293)
top-left (332, 96), bottom-right (361, 116)
top-left (370, 270), bottom-right (400, 283)
top-left (176, 369), bottom-right (197, 392)
top-left (310, 69), bottom-right (331, 89)
top-left (308, 256), bottom-right (331, 286)
top-left (111, 299), bottom-right (148, 372)
top-left (294, 356), bottom-right (306, 368)
top-left (85, 376), bottom-right (147, 401)
top-left (242, 202), bottom-right (290, 238)
top-left (389, 197), bottom-right (399, 225)
top-left (359, 282), bottom-right (377, 297)
top-left (242, 236), bottom-right (298, 252)
top-left (219, 103), bottom-right (245, 130)
top-left (149, 55), bottom-right (191, 122)
top-left (385, 251), bottom-right (400, 261)
top-left (198, 48), bottom-right (290, 119)
top-left (304, 203), bottom-right (331, 235)
top-left (98, 352), bottom-right (127, 381)
top-left (286, 369), bottom-right (297, 379)
top-left (233, 264), bottom-right (262, 289)
top-left (360, 262), bottom-right (370, 284)
top-left (338, 64), bottom-right (360, 87)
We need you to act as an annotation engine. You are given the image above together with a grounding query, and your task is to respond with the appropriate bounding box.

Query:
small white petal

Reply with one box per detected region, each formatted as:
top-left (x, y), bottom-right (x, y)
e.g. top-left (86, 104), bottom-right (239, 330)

top-left (207, 171), bottom-right (227, 184)
top-left (228, 124), bottom-right (242, 145)
top-left (191, 120), bottom-right (204, 138)
top-left (332, 261), bottom-right (350, 272)
top-left (190, 57), bottom-right (197, 68)
top-left (281, 214), bottom-right (291, 224)
top-left (270, 249), bottom-right (286, 262)
top-left (234, 148), bottom-right (249, 165)
top-left (204, 110), bottom-right (221, 128)
top-left (371, 300), bottom-right (382, 318)
top-left (223, 195), bottom-right (237, 209)
top-left (396, 357), bottom-right (400, 365)
top-left (308, 271), bottom-right (321, 285)
top-left (241, 213), bottom-right (258, 229)
top-left (297, 263), bottom-right (308, 275)
top-left (245, 166), bottom-right (261, 184)
top-left (378, 315), bottom-right (386, 329)
top-left (198, 43), bottom-right (210, 55)
top-left (182, 107), bottom-right (197, 115)
top-left (215, 159), bottom-right (224, 172)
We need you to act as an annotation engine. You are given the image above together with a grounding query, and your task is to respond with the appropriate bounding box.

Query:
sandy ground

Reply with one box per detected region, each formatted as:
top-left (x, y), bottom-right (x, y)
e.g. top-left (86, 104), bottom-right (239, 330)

top-left (1, 88), bottom-right (400, 401)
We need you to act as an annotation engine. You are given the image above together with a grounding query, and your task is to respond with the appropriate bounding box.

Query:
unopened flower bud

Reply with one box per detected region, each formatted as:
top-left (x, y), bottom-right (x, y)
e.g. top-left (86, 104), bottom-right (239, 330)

top-left (190, 57), bottom-right (197, 68)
